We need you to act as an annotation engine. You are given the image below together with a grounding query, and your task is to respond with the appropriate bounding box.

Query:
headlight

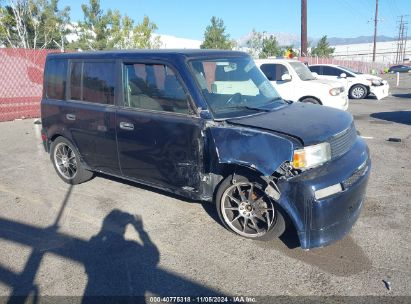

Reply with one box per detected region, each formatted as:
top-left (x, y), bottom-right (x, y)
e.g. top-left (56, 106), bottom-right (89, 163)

top-left (292, 142), bottom-right (331, 169)
top-left (367, 78), bottom-right (381, 86)
top-left (329, 87), bottom-right (344, 96)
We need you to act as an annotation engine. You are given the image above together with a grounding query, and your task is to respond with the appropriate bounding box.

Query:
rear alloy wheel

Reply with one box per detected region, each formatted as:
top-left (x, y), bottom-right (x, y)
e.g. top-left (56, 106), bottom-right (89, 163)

top-left (350, 84), bottom-right (367, 99)
top-left (216, 175), bottom-right (285, 240)
top-left (50, 137), bottom-right (93, 184)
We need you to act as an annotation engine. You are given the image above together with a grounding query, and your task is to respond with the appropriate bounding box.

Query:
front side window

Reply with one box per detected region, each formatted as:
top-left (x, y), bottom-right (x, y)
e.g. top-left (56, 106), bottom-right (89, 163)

top-left (46, 59), bottom-right (67, 100)
top-left (123, 63), bottom-right (189, 114)
top-left (260, 64), bottom-right (289, 81)
top-left (190, 57), bottom-right (284, 119)
top-left (289, 62), bottom-right (315, 81)
top-left (309, 65), bottom-right (321, 75)
top-left (69, 61), bottom-right (115, 104)
top-left (323, 66), bottom-right (343, 77)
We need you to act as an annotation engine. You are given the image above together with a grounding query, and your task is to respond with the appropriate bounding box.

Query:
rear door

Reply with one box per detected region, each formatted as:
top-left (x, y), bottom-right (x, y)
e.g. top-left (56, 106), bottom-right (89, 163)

top-left (116, 61), bottom-right (203, 192)
top-left (66, 59), bottom-right (120, 174)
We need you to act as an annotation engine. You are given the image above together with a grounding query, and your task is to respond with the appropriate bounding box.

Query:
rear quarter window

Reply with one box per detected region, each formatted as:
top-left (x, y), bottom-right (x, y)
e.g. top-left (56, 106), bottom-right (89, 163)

top-left (45, 59), bottom-right (67, 100)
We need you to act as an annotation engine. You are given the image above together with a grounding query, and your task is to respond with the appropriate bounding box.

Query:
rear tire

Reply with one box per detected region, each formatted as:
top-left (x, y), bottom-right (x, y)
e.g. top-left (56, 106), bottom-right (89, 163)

top-left (50, 137), bottom-right (94, 185)
top-left (216, 174), bottom-right (285, 241)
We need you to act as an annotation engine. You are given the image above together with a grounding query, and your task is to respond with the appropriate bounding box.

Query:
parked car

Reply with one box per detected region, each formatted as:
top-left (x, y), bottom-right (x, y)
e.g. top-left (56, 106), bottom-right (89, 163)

top-left (255, 59), bottom-right (348, 111)
top-left (41, 50), bottom-right (370, 249)
top-left (309, 64), bottom-right (390, 100)
top-left (388, 65), bottom-right (411, 73)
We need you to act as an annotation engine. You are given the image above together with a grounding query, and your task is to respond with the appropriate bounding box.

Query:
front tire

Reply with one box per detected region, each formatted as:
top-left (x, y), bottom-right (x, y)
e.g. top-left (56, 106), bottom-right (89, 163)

top-left (349, 84), bottom-right (367, 99)
top-left (50, 137), bottom-right (94, 184)
top-left (216, 174), bottom-right (285, 241)
top-left (301, 97), bottom-right (320, 105)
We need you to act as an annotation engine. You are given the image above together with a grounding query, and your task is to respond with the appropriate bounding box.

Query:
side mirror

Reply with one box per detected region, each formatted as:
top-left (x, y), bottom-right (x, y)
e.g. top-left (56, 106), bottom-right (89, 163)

top-left (339, 73), bottom-right (347, 78)
top-left (281, 74), bottom-right (292, 82)
top-left (311, 72), bottom-right (318, 78)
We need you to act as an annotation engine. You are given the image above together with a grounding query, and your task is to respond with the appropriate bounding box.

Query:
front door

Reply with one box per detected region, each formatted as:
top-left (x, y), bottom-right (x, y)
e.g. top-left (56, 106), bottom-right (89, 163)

top-left (116, 62), bottom-right (203, 192)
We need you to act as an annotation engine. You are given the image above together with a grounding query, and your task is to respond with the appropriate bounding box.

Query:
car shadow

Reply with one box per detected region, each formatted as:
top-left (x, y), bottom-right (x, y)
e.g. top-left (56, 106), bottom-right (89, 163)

top-left (370, 111), bottom-right (411, 125)
top-left (96, 172), bottom-right (223, 226)
top-left (0, 185), bottom-right (223, 303)
top-left (392, 93), bottom-right (411, 98)
top-left (95, 172), bottom-right (199, 204)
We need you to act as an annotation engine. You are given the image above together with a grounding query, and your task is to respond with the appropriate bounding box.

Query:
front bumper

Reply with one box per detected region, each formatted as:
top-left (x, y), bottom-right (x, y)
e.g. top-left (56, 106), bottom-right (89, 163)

top-left (277, 137), bottom-right (370, 249)
top-left (322, 94), bottom-right (349, 111)
top-left (370, 82), bottom-right (389, 100)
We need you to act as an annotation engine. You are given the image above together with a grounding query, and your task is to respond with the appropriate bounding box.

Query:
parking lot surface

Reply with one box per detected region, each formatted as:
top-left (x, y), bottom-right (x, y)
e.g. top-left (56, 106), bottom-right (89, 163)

top-left (0, 74), bottom-right (410, 301)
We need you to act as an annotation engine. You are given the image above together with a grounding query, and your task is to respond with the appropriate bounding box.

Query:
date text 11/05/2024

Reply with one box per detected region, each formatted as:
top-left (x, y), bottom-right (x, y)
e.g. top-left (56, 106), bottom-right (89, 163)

top-left (149, 296), bottom-right (257, 303)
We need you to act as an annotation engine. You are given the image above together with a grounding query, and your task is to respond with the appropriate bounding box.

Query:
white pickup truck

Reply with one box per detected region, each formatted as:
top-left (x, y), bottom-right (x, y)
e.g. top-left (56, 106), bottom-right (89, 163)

top-left (255, 59), bottom-right (349, 111)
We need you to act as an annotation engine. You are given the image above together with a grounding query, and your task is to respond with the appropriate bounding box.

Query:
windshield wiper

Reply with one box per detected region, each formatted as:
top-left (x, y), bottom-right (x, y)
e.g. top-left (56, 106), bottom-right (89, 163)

top-left (224, 105), bottom-right (271, 112)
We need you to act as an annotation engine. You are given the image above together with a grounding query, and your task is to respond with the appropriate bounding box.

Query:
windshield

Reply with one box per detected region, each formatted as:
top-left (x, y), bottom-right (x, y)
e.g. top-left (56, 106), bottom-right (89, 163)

top-left (189, 57), bottom-right (285, 119)
top-left (289, 62), bottom-right (316, 81)
top-left (338, 66), bottom-right (362, 74)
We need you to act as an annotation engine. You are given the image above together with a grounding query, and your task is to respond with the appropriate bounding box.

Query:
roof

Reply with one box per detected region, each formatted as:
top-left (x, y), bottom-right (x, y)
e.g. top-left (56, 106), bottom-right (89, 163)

top-left (46, 49), bottom-right (249, 60)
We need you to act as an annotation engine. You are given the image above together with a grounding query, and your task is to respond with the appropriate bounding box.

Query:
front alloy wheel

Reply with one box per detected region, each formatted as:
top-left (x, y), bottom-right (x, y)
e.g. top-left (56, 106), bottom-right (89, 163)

top-left (216, 175), bottom-right (285, 240)
top-left (350, 84), bottom-right (367, 99)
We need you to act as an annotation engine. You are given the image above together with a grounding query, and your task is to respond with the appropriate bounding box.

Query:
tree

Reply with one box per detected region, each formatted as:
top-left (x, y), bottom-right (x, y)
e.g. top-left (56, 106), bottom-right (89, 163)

top-left (200, 16), bottom-right (233, 49)
top-left (72, 0), bottom-right (161, 50)
top-left (0, 0), bottom-right (71, 49)
top-left (246, 29), bottom-right (263, 58)
top-left (72, 0), bottom-right (112, 50)
top-left (311, 35), bottom-right (334, 57)
top-left (260, 35), bottom-right (281, 59)
top-left (131, 15), bottom-right (161, 49)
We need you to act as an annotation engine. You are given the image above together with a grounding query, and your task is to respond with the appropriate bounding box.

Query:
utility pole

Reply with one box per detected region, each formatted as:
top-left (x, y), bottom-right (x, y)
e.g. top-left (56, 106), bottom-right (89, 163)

top-left (301, 0), bottom-right (307, 57)
top-left (395, 16), bottom-right (409, 63)
top-left (372, 0), bottom-right (379, 62)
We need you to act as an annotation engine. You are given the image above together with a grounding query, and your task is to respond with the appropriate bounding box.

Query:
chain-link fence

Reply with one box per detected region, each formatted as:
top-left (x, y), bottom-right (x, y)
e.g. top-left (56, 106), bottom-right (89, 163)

top-left (0, 50), bottom-right (391, 122)
top-left (299, 56), bottom-right (387, 74)
top-left (0, 48), bottom-right (60, 122)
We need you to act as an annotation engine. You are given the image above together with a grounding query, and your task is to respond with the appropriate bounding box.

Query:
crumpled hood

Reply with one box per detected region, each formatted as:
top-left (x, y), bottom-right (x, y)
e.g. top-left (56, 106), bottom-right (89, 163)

top-left (226, 102), bottom-right (353, 145)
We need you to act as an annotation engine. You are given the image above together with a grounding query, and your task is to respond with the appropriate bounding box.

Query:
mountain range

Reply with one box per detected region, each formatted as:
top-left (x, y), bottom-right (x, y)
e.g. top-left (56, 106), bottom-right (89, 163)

top-left (236, 33), bottom-right (397, 47)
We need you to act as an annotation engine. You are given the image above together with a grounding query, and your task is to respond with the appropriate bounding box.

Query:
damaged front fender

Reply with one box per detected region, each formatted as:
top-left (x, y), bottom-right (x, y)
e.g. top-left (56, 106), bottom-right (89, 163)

top-left (209, 126), bottom-right (295, 176)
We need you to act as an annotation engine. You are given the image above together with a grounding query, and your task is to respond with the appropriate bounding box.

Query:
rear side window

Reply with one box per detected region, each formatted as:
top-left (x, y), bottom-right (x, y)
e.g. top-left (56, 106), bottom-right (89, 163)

top-left (260, 64), bottom-right (289, 81)
top-left (69, 61), bottom-right (115, 105)
top-left (45, 59), bottom-right (67, 100)
top-left (123, 63), bottom-right (189, 114)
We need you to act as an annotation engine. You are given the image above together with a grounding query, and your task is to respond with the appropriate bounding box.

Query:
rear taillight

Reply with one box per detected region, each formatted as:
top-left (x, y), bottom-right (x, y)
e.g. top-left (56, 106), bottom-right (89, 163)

top-left (41, 132), bottom-right (47, 142)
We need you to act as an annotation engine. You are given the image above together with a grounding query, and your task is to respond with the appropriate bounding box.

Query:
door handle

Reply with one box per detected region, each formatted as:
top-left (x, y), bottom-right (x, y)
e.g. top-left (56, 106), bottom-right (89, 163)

top-left (119, 122), bottom-right (134, 130)
top-left (66, 114), bottom-right (76, 121)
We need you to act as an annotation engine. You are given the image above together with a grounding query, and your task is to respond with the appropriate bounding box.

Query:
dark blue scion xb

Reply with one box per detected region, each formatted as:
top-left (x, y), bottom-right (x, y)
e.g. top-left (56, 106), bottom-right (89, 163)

top-left (41, 50), bottom-right (371, 249)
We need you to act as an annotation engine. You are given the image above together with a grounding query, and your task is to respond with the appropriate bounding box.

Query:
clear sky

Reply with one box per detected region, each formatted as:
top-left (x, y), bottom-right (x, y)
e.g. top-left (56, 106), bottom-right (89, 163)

top-left (59, 0), bottom-right (410, 40)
